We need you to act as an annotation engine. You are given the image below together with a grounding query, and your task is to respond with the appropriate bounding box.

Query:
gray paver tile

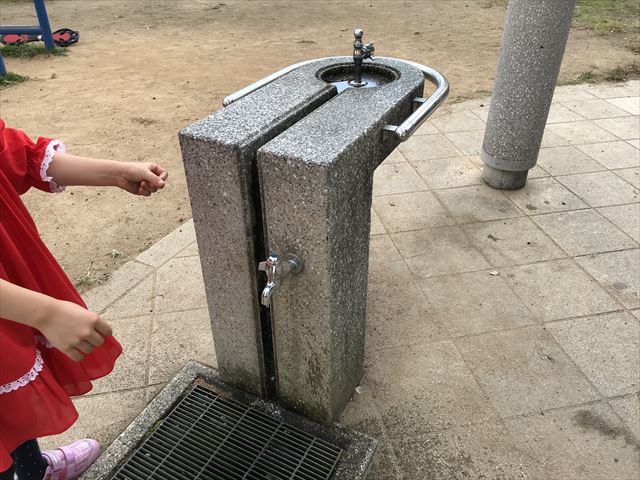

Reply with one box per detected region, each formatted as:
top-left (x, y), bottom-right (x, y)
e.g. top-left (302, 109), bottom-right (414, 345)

top-left (546, 103), bottom-right (584, 123)
top-left (628, 139), bottom-right (640, 149)
top-left (410, 155), bottom-right (482, 189)
top-left (532, 210), bottom-right (637, 256)
top-left (577, 141), bottom-right (640, 169)
top-left (136, 219), bottom-right (196, 267)
top-left (547, 312), bottom-right (639, 397)
top-left (396, 226), bottom-right (490, 277)
top-left (607, 97), bottom-right (640, 116)
top-left (456, 326), bottom-right (600, 417)
top-left (398, 133), bottom-right (462, 161)
top-left (148, 308), bottom-right (216, 384)
top-left (527, 164), bottom-right (551, 179)
top-left (40, 388), bottom-right (147, 451)
top-left (557, 170), bottom-right (639, 207)
top-left (435, 185), bottom-right (522, 223)
top-left (505, 403), bottom-right (640, 480)
top-left (576, 250), bottom-right (640, 308)
top-left (536, 145), bottom-right (604, 176)
top-left (553, 85), bottom-right (598, 102)
top-left (432, 111), bottom-right (485, 133)
top-left (102, 273), bottom-right (155, 320)
top-left (471, 106), bottom-right (490, 122)
top-left (372, 190), bottom-right (455, 233)
top-left (562, 99), bottom-right (629, 119)
top-left (154, 256), bottom-right (207, 313)
top-left (421, 270), bottom-right (536, 337)
top-left (594, 116), bottom-right (640, 140)
top-left (82, 261), bottom-right (153, 314)
top-left (369, 208), bottom-right (385, 235)
top-left (175, 241), bottom-right (199, 257)
top-left (547, 121), bottom-right (618, 145)
top-left (92, 315), bottom-right (151, 395)
top-left (444, 129), bottom-right (485, 156)
top-left (367, 260), bottom-right (447, 350)
top-left (598, 203), bottom-right (640, 242)
top-left (502, 259), bottom-right (618, 321)
top-left (393, 422), bottom-right (541, 480)
top-left (362, 440), bottom-right (402, 480)
top-left (463, 217), bottom-right (566, 267)
top-left (504, 177), bottom-right (588, 215)
top-left (609, 394), bottom-right (640, 441)
top-left (339, 385), bottom-right (384, 439)
top-left (368, 341), bottom-right (496, 438)
top-left (586, 83), bottom-right (638, 99)
top-left (541, 128), bottom-right (570, 147)
top-left (381, 148), bottom-right (406, 164)
top-left (372, 162), bottom-right (428, 196)
top-left (613, 166), bottom-right (640, 187)
top-left (368, 234), bottom-right (402, 266)
top-left (413, 120), bottom-right (438, 136)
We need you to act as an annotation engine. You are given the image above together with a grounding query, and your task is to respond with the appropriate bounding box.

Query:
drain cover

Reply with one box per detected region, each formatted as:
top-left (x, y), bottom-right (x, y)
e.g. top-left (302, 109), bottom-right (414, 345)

top-left (112, 385), bottom-right (343, 479)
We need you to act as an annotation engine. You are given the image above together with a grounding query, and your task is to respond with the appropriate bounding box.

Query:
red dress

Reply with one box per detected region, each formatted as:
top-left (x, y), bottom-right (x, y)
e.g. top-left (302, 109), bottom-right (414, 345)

top-left (0, 119), bottom-right (122, 471)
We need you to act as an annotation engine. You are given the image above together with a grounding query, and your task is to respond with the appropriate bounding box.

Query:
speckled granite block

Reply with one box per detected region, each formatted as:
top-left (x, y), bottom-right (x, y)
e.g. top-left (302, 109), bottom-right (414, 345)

top-left (481, 0), bottom-right (577, 189)
top-left (258, 58), bottom-right (424, 423)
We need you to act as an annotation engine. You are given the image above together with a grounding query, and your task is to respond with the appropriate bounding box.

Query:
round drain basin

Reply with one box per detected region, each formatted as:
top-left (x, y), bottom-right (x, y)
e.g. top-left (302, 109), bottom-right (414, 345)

top-left (317, 63), bottom-right (399, 93)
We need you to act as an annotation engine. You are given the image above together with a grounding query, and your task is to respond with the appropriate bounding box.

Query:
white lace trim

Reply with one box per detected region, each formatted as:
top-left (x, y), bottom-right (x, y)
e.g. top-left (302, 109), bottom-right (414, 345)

top-left (41, 139), bottom-right (66, 193)
top-left (0, 349), bottom-right (44, 395)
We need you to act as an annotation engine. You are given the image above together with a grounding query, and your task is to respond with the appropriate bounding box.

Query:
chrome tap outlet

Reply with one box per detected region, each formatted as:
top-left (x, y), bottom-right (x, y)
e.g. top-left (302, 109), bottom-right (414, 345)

top-left (258, 252), bottom-right (303, 307)
top-left (349, 28), bottom-right (375, 87)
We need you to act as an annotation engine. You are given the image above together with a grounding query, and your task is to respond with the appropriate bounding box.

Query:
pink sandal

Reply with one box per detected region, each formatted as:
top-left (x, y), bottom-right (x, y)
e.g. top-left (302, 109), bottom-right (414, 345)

top-left (41, 439), bottom-right (101, 480)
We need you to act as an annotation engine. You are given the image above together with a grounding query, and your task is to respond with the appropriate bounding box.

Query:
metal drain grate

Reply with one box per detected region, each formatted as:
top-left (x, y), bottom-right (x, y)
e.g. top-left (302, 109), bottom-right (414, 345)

top-left (112, 385), bottom-right (343, 480)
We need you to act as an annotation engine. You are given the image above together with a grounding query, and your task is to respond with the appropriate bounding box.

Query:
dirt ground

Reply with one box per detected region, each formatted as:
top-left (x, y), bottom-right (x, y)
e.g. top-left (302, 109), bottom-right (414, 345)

top-left (1, 0), bottom-right (637, 287)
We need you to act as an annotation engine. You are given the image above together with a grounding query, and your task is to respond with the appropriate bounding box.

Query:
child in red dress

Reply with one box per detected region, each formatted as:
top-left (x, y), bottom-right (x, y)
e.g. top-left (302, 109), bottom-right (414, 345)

top-left (0, 119), bottom-right (168, 480)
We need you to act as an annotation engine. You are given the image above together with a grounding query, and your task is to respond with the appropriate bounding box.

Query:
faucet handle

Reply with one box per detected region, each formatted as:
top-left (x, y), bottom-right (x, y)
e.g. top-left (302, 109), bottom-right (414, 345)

top-left (363, 42), bottom-right (375, 60)
top-left (258, 252), bottom-right (303, 307)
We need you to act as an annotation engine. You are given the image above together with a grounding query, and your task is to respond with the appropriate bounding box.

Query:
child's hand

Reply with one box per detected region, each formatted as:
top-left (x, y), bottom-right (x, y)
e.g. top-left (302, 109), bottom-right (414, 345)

top-left (39, 300), bottom-right (113, 362)
top-left (116, 162), bottom-right (168, 197)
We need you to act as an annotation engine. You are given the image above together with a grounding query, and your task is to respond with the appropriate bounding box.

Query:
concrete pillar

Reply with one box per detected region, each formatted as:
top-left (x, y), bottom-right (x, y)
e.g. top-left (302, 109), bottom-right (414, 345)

top-left (481, 0), bottom-right (577, 189)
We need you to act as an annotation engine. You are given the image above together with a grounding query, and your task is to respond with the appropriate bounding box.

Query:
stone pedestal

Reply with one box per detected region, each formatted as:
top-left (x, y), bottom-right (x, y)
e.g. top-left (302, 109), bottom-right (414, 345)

top-left (481, 0), bottom-right (577, 189)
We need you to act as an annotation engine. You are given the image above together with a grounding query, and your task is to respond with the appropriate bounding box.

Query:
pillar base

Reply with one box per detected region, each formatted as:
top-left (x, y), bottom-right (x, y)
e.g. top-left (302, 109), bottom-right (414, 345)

top-left (482, 164), bottom-right (528, 190)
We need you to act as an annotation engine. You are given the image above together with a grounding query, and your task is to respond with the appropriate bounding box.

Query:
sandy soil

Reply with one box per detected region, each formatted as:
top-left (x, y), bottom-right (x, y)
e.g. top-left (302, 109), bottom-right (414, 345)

top-left (1, 0), bottom-right (637, 287)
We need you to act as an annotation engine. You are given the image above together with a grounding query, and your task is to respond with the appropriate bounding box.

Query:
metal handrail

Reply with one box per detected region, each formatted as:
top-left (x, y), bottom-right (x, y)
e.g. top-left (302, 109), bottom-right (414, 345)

top-left (222, 56), bottom-right (449, 142)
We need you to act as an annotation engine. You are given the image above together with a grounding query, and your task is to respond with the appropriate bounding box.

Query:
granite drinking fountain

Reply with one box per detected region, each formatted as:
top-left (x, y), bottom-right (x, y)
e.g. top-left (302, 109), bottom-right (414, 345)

top-left (83, 30), bottom-right (449, 479)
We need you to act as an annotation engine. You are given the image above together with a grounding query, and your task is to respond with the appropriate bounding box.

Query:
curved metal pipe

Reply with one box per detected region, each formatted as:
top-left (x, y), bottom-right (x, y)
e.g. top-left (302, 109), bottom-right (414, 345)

top-left (222, 56), bottom-right (449, 142)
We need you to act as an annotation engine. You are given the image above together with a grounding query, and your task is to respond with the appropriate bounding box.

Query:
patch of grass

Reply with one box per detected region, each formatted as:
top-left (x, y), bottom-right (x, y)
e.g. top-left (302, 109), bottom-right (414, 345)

top-left (559, 63), bottom-right (640, 85)
top-left (0, 43), bottom-right (68, 59)
top-left (573, 0), bottom-right (640, 35)
top-left (0, 71), bottom-right (28, 88)
top-left (73, 263), bottom-right (110, 292)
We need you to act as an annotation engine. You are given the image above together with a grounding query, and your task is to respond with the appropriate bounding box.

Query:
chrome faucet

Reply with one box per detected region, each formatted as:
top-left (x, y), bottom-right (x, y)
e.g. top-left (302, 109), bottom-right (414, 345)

top-left (258, 252), bottom-right (303, 307)
top-left (349, 28), bottom-right (375, 87)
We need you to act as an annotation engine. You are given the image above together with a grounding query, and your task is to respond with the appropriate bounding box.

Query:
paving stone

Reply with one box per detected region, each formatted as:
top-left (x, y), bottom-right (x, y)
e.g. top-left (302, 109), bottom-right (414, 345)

top-left (504, 402), bottom-right (640, 480)
top-left (393, 422), bottom-right (542, 480)
top-left (556, 171), bottom-right (639, 207)
top-left (547, 121), bottom-right (618, 145)
top-left (367, 260), bottom-right (447, 350)
top-left (145, 383), bottom-right (164, 403)
top-left (372, 162), bottom-right (428, 196)
top-left (527, 164), bottom-right (551, 179)
top-left (421, 270), bottom-right (536, 337)
top-left (368, 234), bottom-right (402, 268)
top-left (444, 129), bottom-right (485, 155)
top-left (435, 185), bottom-right (522, 223)
top-left (463, 217), bottom-right (566, 267)
top-left (136, 219), bottom-right (196, 267)
top-left (370, 208), bottom-right (385, 235)
top-left (607, 97), bottom-right (640, 115)
top-left (431, 111), bottom-right (485, 133)
top-left (362, 440), bottom-right (402, 480)
top-left (629, 139), bottom-right (640, 149)
top-left (456, 326), bottom-right (600, 417)
top-left (91, 315), bottom-right (151, 395)
top-left (410, 155), bottom-right (482, 189)
top-left (368, 341), bottom-right (496, 438)
top-left (598, 204), bottom-right (640, 242)
top-left (82, 261), bottom-right (153, 314)
top-left (395, 226), bottom-right (490, 277)
top-left (541, 128), bottom-right (570, 147)
top-left (414, 120), bottom-right (439, 135)
top-left (547, 312), bottom-right (639, 397)
top-left (576, 250), bottom-right (640, 308)
top-left (577, 141), bottom-right (640, 169)
top-left (40, 388), bottom-right (147, 451)
top-left (372, 190), bottom-right (455, 233)
top-left (381, 148), bottom-right (406, 164)
top-left (471, 106), bottom-right (490, 122)
top-left (594, 116), bottom-right (640, 140)
top-left (102, 273), bottom-right (155, 320)
top-left (338, 383), bottom-right (385, 439)
top-left (532, 210), bottom-right (637, 256)
top-left (609, 394), bottom-right (640, 440)
top-left (154, 256), bottom-right (207, 313)
top-left (546, 103), bottom-right (584, 123)
top-left (502, 259), bottom-right (618, 321)
top-left (536, 145), bottom-right (604, 175)
top-left (175, 241), bottom-right (199, 257)
top-left (504, 177), bottom-right (588, 215)
top-left (585, 83), bottom-right (638, 99)
top-left (553, 85), bottom-right (598, 102)
top-left (562, 99), bottom-right (629, 120)
top-left (398, 133), bottom-right (462, 161)
top-left (613, 166), bottom-right (640, 187)
top-left (148, 308), bottom-right (216, 384)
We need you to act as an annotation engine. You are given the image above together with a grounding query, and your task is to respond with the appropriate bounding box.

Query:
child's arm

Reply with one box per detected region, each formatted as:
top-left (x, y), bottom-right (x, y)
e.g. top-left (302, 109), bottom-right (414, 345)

top-left (0, 279), bottom-right (112, 362)
top-left (47, 151), bottom-right (168, 196)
